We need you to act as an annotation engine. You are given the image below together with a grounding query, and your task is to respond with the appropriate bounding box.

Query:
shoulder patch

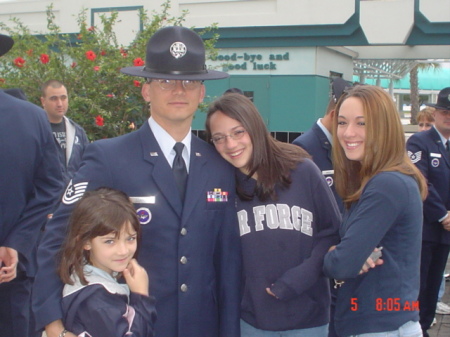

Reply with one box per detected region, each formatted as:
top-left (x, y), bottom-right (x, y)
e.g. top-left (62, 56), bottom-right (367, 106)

top-left (62, 180), bottom-right (88, 205)
top-left (408, 150), bottom-right (422, 164)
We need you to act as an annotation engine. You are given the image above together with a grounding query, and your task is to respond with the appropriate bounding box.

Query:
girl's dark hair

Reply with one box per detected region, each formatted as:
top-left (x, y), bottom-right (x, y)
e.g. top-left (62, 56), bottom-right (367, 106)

top-left (58, 187), bottom-right (141, 285)
top-left (206, 93), bottom-right (310, 201)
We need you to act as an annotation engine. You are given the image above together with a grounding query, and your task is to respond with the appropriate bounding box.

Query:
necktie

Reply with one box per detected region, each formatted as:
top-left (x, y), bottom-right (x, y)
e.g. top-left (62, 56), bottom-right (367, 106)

top-left (446, 141), bottom-right (450, 156)
top-left (172, 142), bottom-right (188, 201)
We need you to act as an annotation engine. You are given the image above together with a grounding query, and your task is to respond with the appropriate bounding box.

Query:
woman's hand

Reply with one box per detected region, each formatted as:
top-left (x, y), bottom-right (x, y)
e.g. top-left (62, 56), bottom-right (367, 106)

top-left (123, 259), bottom-right (149, 296)
top-left (359, 247), bottom-right (384, 275)
top-left (0, 247), bottom-right (18, 283)
top-left (265, 286), bottom-right (279, 299)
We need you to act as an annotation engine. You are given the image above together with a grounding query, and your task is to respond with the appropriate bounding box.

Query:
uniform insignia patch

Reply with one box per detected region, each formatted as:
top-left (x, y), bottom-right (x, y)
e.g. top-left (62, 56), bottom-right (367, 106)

top-left (322, 170), bottom-right (334, 187)
top-left (408, 150), bottom-right (422, 164)
top-left (170, 42), bottom-right (187, 59)
top-left (207, 188), bottom-right (228, 202)
top-left (62, 180), bottom-right (88, 205)
top-left (325, 176), bottom-right (334, 187)
top-left (136, 207), bottom-right (152, 225)
top-left (432, 158), bottom-right (440, 167)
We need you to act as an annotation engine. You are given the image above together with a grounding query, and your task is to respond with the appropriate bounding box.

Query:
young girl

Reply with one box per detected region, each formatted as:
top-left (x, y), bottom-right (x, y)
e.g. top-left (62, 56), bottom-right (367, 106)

top-left (206, 93), bottom-right (341, 336)
top-left (323, 85), bottom-right (427, 337)
top-left (58, 187), bottom-right (156, 337)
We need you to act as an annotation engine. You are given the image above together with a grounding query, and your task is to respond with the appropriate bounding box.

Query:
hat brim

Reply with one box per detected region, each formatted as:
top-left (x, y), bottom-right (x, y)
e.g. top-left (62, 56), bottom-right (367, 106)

top-left (424, 103), bottom-right (450, 111)
top-left (120, 66), bottom-right (229, 81)
top-left (0, 34), bottom-right (14, 57)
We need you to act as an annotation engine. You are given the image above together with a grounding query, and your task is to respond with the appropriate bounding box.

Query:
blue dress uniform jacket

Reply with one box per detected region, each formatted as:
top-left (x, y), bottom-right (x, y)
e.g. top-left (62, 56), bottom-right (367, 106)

top-left (406, 127), bottom-right (450, 244)
top-left (293, 123), bottom-right (344, 213)
top-left (33, 121), bottom-right (241, 337)
top-left (0, 90), bottom-right (62, 337)
top-left (0, 90), bottom-right (63, 275)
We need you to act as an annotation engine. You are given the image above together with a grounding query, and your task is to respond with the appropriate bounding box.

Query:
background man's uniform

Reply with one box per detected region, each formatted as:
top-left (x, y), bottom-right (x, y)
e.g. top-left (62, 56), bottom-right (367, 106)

top-left (0, 89), bottom-right (63, 337)
top-left (406, 87), bottom-right (450, 337)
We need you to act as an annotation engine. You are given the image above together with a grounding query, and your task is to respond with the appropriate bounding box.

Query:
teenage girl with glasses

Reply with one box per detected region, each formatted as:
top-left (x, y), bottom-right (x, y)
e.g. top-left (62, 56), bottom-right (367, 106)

top-left (206, 93), bottom-right (341, 337)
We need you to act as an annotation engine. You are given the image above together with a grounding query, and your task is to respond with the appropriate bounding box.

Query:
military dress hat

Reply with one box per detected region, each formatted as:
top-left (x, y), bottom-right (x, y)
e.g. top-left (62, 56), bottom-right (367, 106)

top-left (425, 87), bottom-right (450, 111)
top-left (332, 78), bottom-right (352, 102)
top-left (0, 34), bottom-right (14, 57)
top-left (121, 26), bottom-right (229, 81)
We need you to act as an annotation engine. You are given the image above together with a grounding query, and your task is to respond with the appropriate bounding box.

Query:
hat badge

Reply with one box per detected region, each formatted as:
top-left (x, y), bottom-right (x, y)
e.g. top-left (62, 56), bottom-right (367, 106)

top-left (170, 42), bottom-right (187, 59)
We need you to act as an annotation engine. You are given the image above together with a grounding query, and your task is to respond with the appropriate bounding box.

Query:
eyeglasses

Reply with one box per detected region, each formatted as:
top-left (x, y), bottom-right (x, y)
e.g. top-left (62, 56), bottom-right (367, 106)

top-left (148, 79), bottom-right (203, 91)
top-left (211, 129), bottom-right (246, 145)
top-left (436, 109), bottom-right (450, 116)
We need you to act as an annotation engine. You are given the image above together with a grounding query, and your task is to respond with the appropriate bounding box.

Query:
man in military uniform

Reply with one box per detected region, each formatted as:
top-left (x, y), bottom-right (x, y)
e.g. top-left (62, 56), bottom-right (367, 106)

top-left (406, 87), bottom-right (450, 337)
top-left (33, 26), bottom-right (241, 337)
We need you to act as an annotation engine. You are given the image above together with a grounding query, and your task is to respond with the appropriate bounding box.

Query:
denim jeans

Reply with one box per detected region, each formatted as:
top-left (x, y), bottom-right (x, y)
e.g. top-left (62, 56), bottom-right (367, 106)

top-left (240, 319), bottom-right (328, 337)
top-left (348, 320), bottom-right (422, 337)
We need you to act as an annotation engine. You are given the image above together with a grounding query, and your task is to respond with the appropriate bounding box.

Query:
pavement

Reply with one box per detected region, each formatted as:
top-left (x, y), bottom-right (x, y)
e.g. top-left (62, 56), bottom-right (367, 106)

top-left (429, 259), bottom-right (450, 337)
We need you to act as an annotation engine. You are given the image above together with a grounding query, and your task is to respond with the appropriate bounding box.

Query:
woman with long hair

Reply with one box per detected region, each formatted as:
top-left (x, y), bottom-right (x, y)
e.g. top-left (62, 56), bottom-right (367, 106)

top-left (206, 93), bottom-right (341, 336)
top-left (323, 85), bottom-right (427, 337)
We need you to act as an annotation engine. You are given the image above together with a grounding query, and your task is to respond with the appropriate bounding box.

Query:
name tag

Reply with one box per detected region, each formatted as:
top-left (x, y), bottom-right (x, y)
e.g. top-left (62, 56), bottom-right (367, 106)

top-left (430, 153), bottom-right (441, 158)
top-left (130, 196), bottom-right (156, 204)
top-left (322, 170), bottom-right (334, 175)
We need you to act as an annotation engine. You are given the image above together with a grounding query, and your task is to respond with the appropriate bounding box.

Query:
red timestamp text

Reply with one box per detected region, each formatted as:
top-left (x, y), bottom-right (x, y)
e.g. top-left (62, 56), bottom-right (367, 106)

top-left (350, 298), bottom-right (419, 311)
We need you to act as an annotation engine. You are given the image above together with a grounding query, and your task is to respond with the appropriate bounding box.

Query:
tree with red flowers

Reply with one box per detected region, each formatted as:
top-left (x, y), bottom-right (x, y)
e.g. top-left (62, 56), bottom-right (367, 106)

top-left (0, 0), bottom-right (220, 140)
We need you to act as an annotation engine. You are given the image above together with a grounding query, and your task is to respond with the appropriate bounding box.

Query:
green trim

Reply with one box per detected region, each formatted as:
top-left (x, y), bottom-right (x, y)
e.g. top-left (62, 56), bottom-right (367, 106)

top-left (406, 0), bottom-right (450, 45)
top-left (91, 6), bottom-right (144, 31)
top-left (198, 1), bottom-right (368, 47)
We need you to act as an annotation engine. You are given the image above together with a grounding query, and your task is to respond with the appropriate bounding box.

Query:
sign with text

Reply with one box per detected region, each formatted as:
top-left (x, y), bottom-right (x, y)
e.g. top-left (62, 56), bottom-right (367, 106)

top-left (206, 47), bottom-right (317, 75)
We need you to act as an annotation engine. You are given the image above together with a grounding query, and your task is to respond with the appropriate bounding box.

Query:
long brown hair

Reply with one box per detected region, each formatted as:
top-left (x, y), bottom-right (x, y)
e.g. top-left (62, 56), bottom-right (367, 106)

top-left (58, 187), bottom-right (141, 285)
top-left (206, 93), bottom-right (310, 201)
top-left (332, 85), bottom-right (428, 208)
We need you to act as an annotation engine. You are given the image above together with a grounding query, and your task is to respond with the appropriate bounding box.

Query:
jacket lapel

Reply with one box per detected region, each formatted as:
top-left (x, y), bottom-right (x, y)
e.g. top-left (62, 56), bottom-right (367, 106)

top-left (182, 136), bottom-right (208, 222)
top-left (139, 123), bottom-right (183, 217)
top-left (430, 128), bottom-right (450, 168)
top-left (315, 124), bottom-right (332, 162)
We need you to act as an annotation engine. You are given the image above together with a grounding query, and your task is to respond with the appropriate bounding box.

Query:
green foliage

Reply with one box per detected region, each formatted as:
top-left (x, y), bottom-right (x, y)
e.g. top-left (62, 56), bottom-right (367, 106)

top-left (0, 1), bottom-right (219, 140)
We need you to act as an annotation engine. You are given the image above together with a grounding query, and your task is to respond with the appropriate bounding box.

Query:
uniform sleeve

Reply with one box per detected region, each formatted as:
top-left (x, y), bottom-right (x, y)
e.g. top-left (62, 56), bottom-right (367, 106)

top-left (69, 287), bottom-right (156, 337)
top-left (323, 174), bottom-right (407, 280)
top-left (406, 135), bottom-right (447, 223)
top-left (215, 175), bottom-right (242, 337)
top-left (270, 160), bottom-right (341, 299)
top-left (4, 110), bottom-right (63, 274)
top-left (32, 141), bottom-right (114, 329)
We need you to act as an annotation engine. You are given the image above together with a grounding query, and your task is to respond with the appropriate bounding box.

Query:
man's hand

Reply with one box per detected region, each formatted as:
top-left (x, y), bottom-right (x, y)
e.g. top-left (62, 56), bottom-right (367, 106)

top-left (0, 247), bottom-right (18, 283)
top-left (442, 211), bottom-right (450, 231)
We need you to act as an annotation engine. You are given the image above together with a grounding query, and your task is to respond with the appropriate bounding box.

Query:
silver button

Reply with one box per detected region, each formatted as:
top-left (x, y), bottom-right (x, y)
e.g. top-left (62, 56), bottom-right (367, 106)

top-left (180, 228), bottom-right (187, 236)
top-left (180, 284), bottom-right (188, 292)
top-left (180, 256), bottom-right (187, 264)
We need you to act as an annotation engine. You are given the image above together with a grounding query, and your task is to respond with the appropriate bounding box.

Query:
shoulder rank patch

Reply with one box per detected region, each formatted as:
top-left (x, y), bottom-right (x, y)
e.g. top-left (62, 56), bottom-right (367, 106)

top-left (62, 180), bottom-right (88, 205)
top-left (408, 150), bottom-right (422, 164)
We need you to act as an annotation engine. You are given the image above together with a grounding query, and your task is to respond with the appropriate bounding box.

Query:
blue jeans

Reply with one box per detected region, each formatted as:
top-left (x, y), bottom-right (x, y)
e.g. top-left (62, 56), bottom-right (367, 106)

top-left (240, 319), bottom-right (328, 337)
top-left (438, 274), bottom-right (445, 301)
top-left (348, 320), bottom-right (422, 337)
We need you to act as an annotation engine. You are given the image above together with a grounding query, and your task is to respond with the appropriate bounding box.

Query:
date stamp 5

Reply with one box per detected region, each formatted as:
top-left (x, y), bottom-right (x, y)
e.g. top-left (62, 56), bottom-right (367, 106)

top-left (350, 298), bottom-right (419, 311)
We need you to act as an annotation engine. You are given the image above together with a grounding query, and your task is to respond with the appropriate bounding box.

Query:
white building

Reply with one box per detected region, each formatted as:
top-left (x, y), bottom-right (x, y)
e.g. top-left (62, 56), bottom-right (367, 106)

top-left (1, 0), bottom-right (449, 138)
